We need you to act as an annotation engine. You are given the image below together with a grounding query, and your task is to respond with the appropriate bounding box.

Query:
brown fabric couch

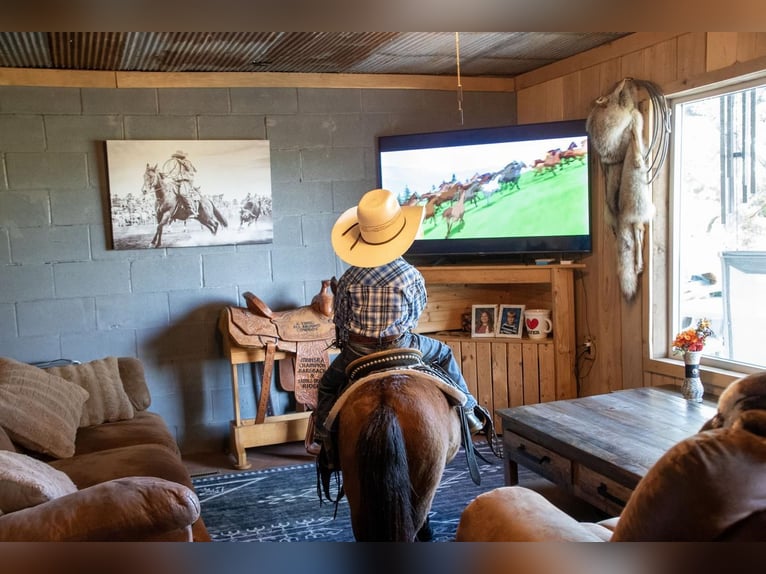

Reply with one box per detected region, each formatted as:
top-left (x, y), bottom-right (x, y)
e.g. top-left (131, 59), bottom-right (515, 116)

top-left (0, 356), bottom-right (210, 541)
top-left (456, 372), bottom-right (766, 542)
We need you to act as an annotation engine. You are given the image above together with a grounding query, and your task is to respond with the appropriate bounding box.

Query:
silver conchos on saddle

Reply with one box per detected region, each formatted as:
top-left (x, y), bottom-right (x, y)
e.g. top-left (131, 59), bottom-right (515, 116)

top-left (345, 348), bottom-right (424, 381)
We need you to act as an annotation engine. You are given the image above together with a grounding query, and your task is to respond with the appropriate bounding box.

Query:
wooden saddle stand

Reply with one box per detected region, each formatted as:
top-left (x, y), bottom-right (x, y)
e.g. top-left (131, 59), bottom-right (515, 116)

top-left (219, 280), bottom-right (336, 469)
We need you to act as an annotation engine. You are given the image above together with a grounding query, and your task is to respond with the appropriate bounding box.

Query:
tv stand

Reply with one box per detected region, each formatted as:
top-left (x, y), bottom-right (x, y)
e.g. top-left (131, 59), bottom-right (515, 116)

top-left (415, 263), bottom-right (583, 427)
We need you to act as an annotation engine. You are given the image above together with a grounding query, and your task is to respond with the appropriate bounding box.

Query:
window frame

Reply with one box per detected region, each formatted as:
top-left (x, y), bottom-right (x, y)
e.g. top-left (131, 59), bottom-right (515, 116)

top-left (648, 73), bottom-right (766, 390)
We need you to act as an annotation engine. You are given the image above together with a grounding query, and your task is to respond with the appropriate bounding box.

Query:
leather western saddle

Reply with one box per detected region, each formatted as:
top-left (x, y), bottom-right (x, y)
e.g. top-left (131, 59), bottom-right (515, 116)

top-left (222, 280), bottom-right (336, 410)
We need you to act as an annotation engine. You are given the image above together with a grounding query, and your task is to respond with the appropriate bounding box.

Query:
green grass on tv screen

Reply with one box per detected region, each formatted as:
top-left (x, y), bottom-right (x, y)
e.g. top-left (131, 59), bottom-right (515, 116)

top-left (418, 161), bottom-right (588, 241)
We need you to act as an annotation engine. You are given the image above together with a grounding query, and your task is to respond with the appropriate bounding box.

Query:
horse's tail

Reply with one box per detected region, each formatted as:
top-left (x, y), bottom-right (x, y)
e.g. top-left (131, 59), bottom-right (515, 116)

top-left (213, 204), bottom-right (228, 228)
top-left (356, 403), bottom-right (415, 541)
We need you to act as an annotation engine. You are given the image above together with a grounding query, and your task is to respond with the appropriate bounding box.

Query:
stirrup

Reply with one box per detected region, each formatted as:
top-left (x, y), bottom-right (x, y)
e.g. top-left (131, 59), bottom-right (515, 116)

top-left (465, 409), bottom-right (483, 434)
top-left (304, 412), bottom-right (321, 456)
top-left (473, 404), bottom-right (503, 459)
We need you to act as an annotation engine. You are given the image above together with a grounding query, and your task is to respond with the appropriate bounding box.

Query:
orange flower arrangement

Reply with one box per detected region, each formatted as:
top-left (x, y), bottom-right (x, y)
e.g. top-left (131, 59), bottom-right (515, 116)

top-left (672, 318), bottom-right (714, 354)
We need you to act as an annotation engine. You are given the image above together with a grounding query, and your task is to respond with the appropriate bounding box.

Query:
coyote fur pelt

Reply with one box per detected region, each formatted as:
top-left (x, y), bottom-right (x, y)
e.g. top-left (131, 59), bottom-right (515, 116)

top-left (586, 78), bottom-right (658, 301)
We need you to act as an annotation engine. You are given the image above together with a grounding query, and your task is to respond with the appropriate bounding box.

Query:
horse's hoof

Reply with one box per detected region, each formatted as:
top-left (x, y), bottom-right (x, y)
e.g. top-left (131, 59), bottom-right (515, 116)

top-left (416, 519), bottom-right (433, 542)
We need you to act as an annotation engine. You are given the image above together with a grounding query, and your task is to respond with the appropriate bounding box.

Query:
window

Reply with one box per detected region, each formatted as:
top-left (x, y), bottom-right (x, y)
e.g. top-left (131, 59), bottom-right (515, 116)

top-left (671, 78), bottom-right (766, 370)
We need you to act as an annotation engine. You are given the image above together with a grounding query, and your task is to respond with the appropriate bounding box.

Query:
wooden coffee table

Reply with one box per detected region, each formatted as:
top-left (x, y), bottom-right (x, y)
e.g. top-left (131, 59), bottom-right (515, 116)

top-left (497, 386), bottom-right (718, 515)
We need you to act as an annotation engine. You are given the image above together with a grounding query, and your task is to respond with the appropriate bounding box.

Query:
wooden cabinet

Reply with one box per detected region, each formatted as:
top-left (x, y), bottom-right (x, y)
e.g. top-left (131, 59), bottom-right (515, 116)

top-left (504, 429), bottom-right (572, 486)
top-left (573, 465), bottom-right (633, 516)
top-left (415, 264), bottom-right (582, 426)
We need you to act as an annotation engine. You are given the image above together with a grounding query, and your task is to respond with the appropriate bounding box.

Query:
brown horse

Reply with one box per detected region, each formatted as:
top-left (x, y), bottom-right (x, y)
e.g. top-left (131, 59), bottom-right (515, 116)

top-left (141, 164), bottom-right (228, 248)
top-left (327, 368), bottom-right (463, 541)
top-left (533, 149), bottom-right (561, 177)
top-left (560, 140), bottom-right (588, 166)
top-left (442, 188), bottom-right (466, 238)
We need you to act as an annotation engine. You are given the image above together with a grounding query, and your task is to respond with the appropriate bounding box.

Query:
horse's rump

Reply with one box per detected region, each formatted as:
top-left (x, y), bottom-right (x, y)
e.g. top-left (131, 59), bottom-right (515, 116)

top-left (336, 372), bottom-right (461, 541)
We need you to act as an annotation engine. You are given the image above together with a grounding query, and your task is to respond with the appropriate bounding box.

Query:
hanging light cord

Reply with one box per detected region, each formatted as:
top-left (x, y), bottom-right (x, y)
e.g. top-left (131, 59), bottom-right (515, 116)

top-left (455, 32), bottom-right (464, 125)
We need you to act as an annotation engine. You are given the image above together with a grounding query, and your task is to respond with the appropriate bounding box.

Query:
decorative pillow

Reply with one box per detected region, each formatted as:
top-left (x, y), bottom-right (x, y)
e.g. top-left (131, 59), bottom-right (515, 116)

top-left (117, 357), bottom-right (152, 411)
top-left (47, 357), bottom-right (135, 427)
top-left (0, 358), bottom-right (89, 458)
top-left (0, 450), bottom-right (78, 513)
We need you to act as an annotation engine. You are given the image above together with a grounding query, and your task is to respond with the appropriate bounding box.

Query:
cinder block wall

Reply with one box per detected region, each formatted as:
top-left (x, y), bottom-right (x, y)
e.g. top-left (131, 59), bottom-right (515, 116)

top-left (0, 84), bottom-right (516, 454)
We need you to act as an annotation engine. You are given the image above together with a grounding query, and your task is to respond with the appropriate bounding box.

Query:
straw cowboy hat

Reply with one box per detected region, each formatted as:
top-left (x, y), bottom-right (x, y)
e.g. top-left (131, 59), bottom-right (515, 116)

top-left (331, 188), bottom-right (424, 267)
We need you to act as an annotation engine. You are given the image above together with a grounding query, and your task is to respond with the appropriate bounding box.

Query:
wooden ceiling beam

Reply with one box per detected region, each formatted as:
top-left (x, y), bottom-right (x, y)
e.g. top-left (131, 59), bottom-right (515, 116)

top-left (0, 68), bottom-right (515, 92)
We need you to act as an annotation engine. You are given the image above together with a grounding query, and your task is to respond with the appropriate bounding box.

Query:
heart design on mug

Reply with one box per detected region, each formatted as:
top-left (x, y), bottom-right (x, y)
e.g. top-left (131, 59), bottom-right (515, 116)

top-left (526, 318), bottom-right (539, 329)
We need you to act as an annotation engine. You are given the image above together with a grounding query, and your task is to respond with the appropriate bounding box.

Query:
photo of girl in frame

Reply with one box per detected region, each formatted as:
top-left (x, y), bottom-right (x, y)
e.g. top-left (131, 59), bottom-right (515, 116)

top-left (471, 304), bottom-right (497, 337)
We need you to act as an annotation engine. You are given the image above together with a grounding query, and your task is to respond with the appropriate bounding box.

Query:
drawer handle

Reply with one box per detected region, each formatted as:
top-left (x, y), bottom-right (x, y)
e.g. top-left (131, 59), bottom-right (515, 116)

top-left (597, 483), bottom-right (626, 507)
top-left (516, 444), bottom-right (550, 465)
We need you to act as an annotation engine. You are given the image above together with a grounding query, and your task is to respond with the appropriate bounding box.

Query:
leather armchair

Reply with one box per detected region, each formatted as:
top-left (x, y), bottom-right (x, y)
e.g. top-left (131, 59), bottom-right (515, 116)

top-left (0, 476), bottom-right (201, 542)
top-left (456, 372), bottom-right (766, 542)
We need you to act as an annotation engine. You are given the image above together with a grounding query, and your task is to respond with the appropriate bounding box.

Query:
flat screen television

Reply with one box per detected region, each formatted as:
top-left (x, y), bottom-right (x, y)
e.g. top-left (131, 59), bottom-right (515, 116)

top-left (377, 119), bottom-right (592, 265)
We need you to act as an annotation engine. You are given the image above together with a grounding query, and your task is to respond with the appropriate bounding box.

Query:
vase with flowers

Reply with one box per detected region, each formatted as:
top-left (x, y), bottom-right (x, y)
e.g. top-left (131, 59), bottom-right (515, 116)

top-left (672, 318), bottom-right (714, 402)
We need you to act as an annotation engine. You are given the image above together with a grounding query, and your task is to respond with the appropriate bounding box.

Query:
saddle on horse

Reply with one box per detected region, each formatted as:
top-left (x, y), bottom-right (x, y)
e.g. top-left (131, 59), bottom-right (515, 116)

top-left (317, 348), bottom-right (485, 505)
top-left (222, 280), bottom-right (336, 411)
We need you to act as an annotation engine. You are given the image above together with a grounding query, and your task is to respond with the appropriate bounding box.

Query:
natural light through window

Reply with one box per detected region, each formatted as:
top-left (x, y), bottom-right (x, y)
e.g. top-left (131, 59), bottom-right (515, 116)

top-left (673, 79), bottom-right (766, 369)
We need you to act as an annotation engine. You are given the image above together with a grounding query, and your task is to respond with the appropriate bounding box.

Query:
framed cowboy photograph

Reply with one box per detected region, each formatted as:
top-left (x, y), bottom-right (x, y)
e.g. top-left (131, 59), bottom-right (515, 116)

top-left (105, 140), bottom-right (272, 250)
top-left (471, 304), bottom-right (497, 338)
top-left (497, 304), bottom-right (525, 338)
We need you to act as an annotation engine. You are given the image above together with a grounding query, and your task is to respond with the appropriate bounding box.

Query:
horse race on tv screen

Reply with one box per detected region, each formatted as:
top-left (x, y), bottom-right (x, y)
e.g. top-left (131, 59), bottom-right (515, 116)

top-left (380, 135), bottom-right (589, 242)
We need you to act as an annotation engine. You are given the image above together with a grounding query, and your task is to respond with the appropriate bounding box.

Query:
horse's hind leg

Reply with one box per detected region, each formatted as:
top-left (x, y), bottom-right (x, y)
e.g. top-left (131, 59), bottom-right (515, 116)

top-left (152, 212), bottom-right (173, 248)
top-left (151, 225), bottom-right (162, 248)
top-left (415, 516), bottom-right (433, 542)
top-left (201, 218), bottom-right (218, 235)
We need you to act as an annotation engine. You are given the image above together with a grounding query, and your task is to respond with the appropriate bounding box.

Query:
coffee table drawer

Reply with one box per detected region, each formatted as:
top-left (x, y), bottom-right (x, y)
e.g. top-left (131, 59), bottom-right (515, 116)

top-left (504, 430), bottom-right (572, 486)
top-left (573, 465), bottom-right (632, 516)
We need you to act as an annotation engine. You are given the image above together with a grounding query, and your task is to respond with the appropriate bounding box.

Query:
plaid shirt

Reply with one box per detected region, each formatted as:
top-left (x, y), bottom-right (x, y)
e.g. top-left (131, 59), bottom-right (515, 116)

top-left (333, 257), bottom-right (427, 344)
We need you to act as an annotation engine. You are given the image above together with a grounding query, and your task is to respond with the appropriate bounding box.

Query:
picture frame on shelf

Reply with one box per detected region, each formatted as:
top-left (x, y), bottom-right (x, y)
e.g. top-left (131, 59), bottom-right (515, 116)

top-left (497, 304), bottom-right (525, 338)
top-left (471, 304), bottom-right (497, 338)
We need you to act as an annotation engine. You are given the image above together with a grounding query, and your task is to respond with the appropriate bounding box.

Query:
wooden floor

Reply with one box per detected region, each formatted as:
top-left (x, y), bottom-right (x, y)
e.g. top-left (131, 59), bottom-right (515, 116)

top-left (183, 441), bottom-right (314, 478)
top-left (182, 440), bottom-right (609, 524)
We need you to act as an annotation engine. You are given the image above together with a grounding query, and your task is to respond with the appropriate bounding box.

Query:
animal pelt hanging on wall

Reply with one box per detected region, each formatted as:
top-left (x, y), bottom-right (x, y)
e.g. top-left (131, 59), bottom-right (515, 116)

top-left (586, 78), bottom-right (670, 302)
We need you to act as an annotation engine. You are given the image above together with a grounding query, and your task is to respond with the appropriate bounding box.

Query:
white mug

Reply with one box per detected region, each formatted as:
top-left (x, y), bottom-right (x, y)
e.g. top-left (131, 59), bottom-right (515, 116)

top-left (524, 309), bottom-right (553, 340)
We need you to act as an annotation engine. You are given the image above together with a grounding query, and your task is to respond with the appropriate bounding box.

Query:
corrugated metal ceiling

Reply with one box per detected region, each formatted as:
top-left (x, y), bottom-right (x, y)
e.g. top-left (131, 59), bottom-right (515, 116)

top-left (0, 32), bottom-right (630, 77)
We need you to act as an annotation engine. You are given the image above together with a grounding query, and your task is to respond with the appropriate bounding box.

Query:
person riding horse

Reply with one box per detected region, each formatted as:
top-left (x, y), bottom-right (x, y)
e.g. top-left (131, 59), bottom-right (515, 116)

top-left (163, 150), bottom-right (200, 218)
top-left (309, 188), bottom-right (494, 459)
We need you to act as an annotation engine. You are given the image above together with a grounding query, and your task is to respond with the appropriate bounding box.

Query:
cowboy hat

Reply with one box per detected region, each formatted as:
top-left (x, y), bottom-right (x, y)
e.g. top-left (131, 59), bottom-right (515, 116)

top-left (331, 188), bottom-right (424, 267)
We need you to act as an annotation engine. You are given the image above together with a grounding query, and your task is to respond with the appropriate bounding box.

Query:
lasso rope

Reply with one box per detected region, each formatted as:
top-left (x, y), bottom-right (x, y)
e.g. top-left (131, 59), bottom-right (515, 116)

top-left (632, 78), bottom-right (672, 184)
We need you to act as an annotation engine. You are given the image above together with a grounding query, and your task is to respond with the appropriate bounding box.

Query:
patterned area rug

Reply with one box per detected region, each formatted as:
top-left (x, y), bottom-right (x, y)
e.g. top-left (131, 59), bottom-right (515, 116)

top-left (192, 441), bottom-right (505, 542)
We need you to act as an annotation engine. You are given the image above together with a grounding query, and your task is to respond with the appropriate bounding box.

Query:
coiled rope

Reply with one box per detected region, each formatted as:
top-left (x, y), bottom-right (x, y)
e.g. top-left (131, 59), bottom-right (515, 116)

top-left (631, 78), bottom-right (672, 184)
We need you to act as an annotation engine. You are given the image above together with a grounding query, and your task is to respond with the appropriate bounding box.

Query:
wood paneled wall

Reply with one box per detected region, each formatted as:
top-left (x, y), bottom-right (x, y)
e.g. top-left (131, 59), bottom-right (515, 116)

top-left (514, 32), bottom-right (766, 397)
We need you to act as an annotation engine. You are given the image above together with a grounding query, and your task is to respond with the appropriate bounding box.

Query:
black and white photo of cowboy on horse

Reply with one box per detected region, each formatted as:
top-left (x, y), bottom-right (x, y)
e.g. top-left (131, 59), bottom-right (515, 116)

top-left (106, 140), bottom-right (273, 250)
top-left (162, 150), bottom-right (202, 219)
